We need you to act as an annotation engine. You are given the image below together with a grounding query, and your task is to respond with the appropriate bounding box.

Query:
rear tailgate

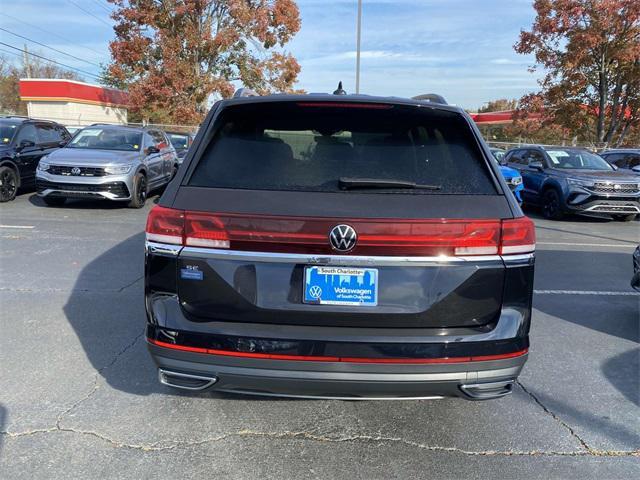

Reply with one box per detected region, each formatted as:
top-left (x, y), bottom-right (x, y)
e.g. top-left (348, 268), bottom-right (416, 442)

top-left (150, 100), bottom-right (531, 329)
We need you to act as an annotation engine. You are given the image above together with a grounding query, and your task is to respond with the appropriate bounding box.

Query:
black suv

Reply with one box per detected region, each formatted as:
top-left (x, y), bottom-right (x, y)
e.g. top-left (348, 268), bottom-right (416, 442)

top-left (504, 146), bottom-right (640, 221)
top-left (144, 92), bottom-right (535, 400)
top-left (0, 116), bottom-right (71, 202)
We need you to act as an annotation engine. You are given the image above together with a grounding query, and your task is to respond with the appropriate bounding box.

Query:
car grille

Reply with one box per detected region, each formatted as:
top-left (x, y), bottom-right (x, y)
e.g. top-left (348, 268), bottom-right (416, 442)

top-left (47, 165), bottom-right (107, 177)
top-left (588, 182), bottom-right (639, 194)
top-left (575, 200), bottom-right (640, 213)
top-left (37, 180), bottom-right (129, 198)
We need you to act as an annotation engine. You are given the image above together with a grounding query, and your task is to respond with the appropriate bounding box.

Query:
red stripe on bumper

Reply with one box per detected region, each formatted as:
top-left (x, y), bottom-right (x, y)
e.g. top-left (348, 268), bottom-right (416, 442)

top-left (148, 338), bottom-right (528, 364)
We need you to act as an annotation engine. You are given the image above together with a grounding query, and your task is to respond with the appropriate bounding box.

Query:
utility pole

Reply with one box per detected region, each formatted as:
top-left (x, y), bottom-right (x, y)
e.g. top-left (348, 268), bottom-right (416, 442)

top-left (23, 44), bottom-right (31, 78)
top-left (355, 0), bottom-right (362, 94)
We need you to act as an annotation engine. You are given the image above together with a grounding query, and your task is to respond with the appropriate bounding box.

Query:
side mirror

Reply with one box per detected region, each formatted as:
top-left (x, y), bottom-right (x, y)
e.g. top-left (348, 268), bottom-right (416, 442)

top-left (58, 140), bottom-right (68, 147)
top-left (145, 146), bottom-right (160, 155)
top-left (17, 139), bottom-right (35, 151)
top-left (529, 161), bottom-right (544, 172)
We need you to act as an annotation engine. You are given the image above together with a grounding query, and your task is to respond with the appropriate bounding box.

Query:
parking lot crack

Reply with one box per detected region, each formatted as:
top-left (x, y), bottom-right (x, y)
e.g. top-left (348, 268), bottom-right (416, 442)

top-left (2, 428), bottom-right (638, 457)
top-left (55, 330), bottom-right (145, 429)
top-left (118, 275), bottom-right (144, 292)
top-left (516, 380), bottom-right (593, 453)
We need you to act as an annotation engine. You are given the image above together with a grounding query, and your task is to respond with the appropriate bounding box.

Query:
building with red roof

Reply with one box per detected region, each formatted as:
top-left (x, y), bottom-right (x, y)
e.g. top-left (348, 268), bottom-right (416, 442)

top-left (19, 78), bottom-right (129, 127)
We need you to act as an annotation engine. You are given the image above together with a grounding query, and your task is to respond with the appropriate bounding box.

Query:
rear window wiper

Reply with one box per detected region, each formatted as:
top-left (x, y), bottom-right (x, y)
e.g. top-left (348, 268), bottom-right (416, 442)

top-left (338, 177), bottom-right (441, 191)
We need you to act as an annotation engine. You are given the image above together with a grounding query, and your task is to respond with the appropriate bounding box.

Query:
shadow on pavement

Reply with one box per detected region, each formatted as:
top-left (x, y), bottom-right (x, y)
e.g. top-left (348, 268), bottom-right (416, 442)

top-left (524, 208), bottom-right (616, 224)
top-left (61, 232), bottom-right (290, 401)
top-left (63, 232), bottom-right (163, 397)
top-left (602, 348), bottom-right (640, 407)
top-left (28, 193), bottom-right (163, 210)
top-left (525, 209), bottom-right (639, 245)
top-left (523, 384), bottom-right (640, 448)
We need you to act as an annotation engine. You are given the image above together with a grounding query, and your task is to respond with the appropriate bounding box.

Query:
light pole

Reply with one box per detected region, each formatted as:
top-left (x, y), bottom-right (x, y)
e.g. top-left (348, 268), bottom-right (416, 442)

top-left (355, 0), bottom-right (362, 94)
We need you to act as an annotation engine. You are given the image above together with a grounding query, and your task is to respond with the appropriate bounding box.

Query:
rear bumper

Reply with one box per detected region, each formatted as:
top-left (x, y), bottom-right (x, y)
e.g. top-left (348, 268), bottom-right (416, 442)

top-left (148, 340), bottom-right (527, 400)
top-left (145, 291), bottom-right (531, 399)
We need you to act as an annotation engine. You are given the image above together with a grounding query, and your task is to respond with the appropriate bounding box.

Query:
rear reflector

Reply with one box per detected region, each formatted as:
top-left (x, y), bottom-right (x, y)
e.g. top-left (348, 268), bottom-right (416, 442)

top-left (148, 338), bottom-right (528, 364)
top-left (145, 206), bottom-right (535, 256)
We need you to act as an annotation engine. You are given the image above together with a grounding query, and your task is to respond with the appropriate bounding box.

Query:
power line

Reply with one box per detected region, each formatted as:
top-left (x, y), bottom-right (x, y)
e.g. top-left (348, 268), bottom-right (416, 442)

top-left (0, 42), bottom-right (101, 80)
top-left (0, 46), bottom-right (22, 59)
top-left (0, 13), bottom-right (108, 58)
top-left (91, 0), bottom-right (113, 15)
top-left (0, 27), bottom-right (102, 68)
top-left (66, 0), bottom-right (113, 28)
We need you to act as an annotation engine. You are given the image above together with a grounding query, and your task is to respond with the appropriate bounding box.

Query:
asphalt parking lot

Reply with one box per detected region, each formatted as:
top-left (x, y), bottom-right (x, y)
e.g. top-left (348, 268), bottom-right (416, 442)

top-left (0, 192), bottom-right (638, 479)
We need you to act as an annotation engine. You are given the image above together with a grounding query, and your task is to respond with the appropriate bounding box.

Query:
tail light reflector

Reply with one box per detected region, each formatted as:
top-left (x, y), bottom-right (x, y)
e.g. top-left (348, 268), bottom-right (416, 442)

top-left (145, 206), bottom-right (535, 257)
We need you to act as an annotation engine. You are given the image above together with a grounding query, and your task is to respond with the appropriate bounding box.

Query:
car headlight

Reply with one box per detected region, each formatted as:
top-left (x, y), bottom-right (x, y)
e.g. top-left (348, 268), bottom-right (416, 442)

top-left (567, 178), bottom-right (593, 188)
top-left (509, 176), bottom-right (522, 186)
top-left (37, 161), bottom-right (50, 172)
top-left (104, 164), bottom-right (133, 175)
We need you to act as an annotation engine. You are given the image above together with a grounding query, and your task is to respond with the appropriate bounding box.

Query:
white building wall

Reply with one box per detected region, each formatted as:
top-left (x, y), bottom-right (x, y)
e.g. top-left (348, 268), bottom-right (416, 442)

top-left (26, 101), bottom-right (128, 127)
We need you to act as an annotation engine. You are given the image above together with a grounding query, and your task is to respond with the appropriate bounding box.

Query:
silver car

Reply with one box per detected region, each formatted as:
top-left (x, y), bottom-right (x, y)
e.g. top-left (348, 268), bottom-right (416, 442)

top-left (36, 124), bottom-right (178, 208)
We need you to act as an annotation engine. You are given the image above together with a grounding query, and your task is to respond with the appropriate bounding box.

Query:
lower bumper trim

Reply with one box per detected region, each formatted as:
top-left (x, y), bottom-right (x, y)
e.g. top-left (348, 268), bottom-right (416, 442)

top-left (148, 338), bottom-right (528, 364)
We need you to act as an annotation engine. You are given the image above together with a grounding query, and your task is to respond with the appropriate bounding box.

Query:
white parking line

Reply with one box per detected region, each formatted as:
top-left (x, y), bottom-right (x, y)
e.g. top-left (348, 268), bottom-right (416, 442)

top-left (0, 225), bottom-right (35, 229)
top-left (535, 289), bottom-right (639, 296)
top-left (537, 242), bottom-right (636, 248)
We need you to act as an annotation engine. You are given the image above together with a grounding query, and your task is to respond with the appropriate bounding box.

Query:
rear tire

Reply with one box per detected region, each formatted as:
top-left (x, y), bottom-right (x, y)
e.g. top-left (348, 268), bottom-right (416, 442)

top-left (42, 196), bottom-right (66, 207)
top-left (542, 189), bottom-right (564, 220)
top-left (613, 214), bottom-right (637, 222)
top-left (0, 166), bottom-right (18, 202)
top-left (128, 173), bottom-right (147, 209)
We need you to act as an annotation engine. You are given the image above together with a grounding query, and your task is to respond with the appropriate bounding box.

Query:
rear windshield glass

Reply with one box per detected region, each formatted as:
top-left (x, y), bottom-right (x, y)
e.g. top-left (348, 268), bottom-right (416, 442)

top-left (189, 102), bottom-right (496, 194)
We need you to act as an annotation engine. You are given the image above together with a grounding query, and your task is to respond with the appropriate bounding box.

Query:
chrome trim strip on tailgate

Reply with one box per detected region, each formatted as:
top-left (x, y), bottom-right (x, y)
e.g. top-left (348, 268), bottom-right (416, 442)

top-left (176, 245), bottom-right (534, 265)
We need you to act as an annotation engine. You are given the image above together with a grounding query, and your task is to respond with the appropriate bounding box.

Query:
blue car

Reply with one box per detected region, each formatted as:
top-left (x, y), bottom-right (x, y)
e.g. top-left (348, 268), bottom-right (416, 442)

top-left (490, 148), bottom-right (523, 203)
top-left (503, 145), bottom-right (640, 221)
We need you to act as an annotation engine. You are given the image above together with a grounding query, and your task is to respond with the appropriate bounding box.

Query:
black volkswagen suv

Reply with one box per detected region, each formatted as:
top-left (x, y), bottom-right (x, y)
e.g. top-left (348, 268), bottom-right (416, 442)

top-left (0, 116), bottom-right (70, 202)
top-left (144, 93), bottom-right (535, 400)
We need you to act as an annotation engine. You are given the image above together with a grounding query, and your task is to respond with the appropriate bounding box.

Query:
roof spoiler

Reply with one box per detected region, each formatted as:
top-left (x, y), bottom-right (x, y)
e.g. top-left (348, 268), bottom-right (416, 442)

top-left (412, 93), bottom-right (448, 105)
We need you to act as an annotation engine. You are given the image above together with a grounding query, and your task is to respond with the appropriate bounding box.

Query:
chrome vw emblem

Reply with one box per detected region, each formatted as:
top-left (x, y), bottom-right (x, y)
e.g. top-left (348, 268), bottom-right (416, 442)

top-left (71, 167), bottom-right (81, 175)
top-left (308, 286), bottom-right (322, 299)
top-left (329, 224), bottom-right (357, 252)
top-left (613, 184), bottom-right (621, 191)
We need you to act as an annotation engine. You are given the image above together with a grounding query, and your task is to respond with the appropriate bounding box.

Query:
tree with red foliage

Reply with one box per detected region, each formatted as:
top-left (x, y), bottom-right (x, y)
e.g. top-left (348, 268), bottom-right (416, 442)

top-left (514, 0), bottom-right (640, 147)
top-left (104, 0), bottom-right (301, 124)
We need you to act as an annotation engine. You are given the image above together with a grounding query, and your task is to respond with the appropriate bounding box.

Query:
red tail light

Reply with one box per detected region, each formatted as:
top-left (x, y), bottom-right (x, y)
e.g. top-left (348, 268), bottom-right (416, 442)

top-left (146, 207), bottom-right (535, 256)
top-left (184, 212), bottom-right (230, 248)
top-left (145, 206), bottom-right (184, 245)
top-left (500, 217), bottom-right (536, 255)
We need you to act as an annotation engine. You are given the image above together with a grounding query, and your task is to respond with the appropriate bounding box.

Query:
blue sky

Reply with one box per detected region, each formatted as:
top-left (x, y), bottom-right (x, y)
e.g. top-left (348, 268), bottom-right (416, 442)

top-left (0, 0), bottom-right (542, 110)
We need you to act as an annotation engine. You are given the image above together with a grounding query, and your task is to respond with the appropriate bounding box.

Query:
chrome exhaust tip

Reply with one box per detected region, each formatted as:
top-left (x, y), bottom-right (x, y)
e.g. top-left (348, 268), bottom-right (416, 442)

top-left (158, 369), bottom-right (218, 391)
top-left (460, 380), bottom-right (515, 400)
